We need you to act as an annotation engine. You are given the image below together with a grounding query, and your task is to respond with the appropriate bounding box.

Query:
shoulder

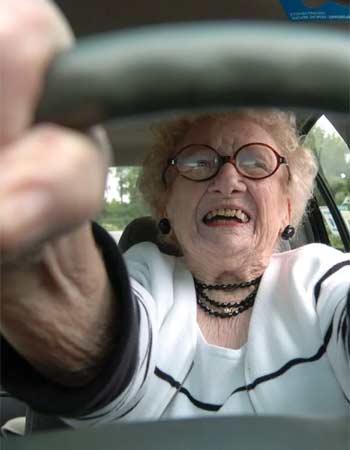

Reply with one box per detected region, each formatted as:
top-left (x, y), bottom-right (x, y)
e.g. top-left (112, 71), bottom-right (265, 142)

top-left (123, 242), bottom-right (196, 330)
top-left (272, 243), bottom-right (349, 270)
top-left (268, 243), bottom-right (349, 295)
top-left (124, 242), bottom-right (177, 270)
top-left (123, 242), bottom-right (179, 291)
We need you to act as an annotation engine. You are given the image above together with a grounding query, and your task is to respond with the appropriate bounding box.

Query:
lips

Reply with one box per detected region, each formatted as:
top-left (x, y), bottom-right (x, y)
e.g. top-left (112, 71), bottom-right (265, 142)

top-left (203, 207), bottom-right (250, 224)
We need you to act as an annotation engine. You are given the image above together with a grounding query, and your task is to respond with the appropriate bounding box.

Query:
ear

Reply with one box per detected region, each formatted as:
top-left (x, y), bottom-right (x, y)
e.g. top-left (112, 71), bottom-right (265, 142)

top-left (287, 198), bottom-right (292, 223)
top-left (282, 198), bottom-right (292, 229)
top-left (163, 205), bottom-right (169, 220)
top-left (164, 193), bottom-right (174, 221)
top-left (163, 207), bottom-right (173, 226)
top-left (161, 192), bottom-right (170, 220)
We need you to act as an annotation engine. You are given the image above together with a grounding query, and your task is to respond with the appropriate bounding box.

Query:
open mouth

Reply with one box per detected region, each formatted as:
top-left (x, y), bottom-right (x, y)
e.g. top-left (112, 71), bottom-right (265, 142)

top-left (203, 208), bottom-right (250, 225)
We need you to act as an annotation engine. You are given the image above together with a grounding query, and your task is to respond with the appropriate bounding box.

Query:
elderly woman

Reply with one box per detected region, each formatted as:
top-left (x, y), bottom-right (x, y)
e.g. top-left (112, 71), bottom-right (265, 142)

top-left (1, 0), bottom-right (349, 428)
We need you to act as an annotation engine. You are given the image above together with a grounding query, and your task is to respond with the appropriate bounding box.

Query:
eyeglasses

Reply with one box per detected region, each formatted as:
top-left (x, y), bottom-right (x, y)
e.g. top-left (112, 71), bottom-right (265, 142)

top-left (162, 142), bottom-right (289, 184)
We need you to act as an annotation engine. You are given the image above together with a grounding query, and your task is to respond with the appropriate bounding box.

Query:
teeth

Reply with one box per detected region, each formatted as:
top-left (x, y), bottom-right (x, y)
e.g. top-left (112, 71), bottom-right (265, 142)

top-left (205, 208), bottom-right (249, 222)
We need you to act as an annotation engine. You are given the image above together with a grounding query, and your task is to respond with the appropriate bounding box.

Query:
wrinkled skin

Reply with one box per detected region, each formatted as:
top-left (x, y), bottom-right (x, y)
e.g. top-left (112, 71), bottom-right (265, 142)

top-left (166, 117), bottom-right (291, 285)
top-left (0, 0), bottom-right (115, 385)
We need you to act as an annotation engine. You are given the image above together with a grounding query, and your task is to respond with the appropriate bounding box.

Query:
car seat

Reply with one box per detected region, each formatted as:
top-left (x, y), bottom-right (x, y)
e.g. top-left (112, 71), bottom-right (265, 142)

top-left (118, 216), bottom-right (181, 255)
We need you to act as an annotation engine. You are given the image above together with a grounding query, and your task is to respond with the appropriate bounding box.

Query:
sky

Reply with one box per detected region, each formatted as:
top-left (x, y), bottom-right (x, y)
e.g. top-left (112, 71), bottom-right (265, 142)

top-left (105, 168), bottom-right (120, 202)
top-left (317, 115), bottom-right (339, 136)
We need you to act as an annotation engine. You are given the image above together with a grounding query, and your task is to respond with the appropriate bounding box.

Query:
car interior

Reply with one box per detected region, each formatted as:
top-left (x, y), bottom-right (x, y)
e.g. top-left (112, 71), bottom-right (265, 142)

top-left (1, 0), bottom-right (349, 448)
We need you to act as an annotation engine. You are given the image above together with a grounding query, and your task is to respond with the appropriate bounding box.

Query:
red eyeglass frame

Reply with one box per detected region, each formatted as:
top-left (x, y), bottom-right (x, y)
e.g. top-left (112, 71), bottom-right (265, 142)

top-left (162, 142), bottom-right (290, 185)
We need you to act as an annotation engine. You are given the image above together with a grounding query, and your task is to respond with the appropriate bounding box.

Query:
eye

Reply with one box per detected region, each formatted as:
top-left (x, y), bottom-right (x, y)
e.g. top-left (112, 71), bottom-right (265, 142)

top-left (236, 145), bottom-right (276, 176)
top-left (174, 145), bottom-right (220, 180)
top-left (197, 159), bottom-right (215, 168)
top-left (254, 159), bottom-right (270, 171)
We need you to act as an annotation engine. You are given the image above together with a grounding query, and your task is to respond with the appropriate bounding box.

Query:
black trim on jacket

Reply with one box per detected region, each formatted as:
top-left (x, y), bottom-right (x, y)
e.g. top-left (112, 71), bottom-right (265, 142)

top-left (1, 222), bottom-right (139, 417)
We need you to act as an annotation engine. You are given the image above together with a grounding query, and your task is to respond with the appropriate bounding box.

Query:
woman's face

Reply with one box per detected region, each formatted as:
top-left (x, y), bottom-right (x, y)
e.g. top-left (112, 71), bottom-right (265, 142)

top-left (165, 117), bottom-right (291, 273)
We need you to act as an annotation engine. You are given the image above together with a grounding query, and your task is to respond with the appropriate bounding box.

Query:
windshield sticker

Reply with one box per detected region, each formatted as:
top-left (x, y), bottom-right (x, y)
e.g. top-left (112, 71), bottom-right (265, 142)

top-left (279, 0), bottom-right (350, 21)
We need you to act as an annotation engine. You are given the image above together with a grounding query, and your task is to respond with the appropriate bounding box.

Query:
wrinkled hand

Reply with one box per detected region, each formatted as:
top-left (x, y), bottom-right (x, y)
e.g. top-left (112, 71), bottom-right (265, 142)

top-left (0, 0), bottom-right (109, 262)
top-left (0, 0), bottom-right (113, 382)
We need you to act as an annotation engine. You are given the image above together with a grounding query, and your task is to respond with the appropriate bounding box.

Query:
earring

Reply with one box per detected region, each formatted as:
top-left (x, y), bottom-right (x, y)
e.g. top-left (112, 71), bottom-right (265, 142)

top-left (281, 225), bottom-right (295, 240)
top-left (158, 218), bottom-right (171, 235)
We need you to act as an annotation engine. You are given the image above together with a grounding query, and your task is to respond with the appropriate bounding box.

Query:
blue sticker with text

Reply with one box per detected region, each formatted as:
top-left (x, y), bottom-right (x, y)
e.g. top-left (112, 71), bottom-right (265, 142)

top-left (280, 0), bottom-right (350, 21)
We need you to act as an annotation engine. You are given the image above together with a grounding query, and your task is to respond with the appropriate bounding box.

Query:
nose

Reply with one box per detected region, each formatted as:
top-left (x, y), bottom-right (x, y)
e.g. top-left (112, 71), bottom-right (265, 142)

top-left (208, 161), bottom-right (247, 195)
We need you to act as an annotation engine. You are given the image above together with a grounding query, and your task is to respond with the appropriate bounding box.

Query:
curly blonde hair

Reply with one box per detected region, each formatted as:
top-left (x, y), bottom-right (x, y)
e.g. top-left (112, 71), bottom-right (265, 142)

top-left (138, 109), bottom-right (318, 248)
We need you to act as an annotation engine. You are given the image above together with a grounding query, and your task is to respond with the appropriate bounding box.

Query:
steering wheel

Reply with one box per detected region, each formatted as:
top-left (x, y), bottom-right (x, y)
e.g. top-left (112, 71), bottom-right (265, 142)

top-left (35, 21), bottom-right (349, 130)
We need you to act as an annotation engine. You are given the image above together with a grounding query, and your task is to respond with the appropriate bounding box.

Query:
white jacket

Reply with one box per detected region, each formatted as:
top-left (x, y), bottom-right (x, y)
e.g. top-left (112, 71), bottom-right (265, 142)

top-left (66, 243), bottom-right (350, 426)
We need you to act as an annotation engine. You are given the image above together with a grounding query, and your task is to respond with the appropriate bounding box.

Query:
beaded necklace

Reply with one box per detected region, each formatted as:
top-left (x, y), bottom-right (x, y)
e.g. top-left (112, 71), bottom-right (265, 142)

top-left (194, 276), bottom-right (261, 319)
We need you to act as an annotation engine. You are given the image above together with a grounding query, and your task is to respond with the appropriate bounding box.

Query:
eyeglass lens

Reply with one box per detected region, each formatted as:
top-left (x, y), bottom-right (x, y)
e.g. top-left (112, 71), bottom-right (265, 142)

top-left (176, 144), bottom-right (278, 180)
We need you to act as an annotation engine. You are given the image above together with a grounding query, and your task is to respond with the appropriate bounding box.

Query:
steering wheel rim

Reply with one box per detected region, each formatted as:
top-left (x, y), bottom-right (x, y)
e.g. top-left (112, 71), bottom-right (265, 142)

top-left (35, 21), bottom-right (349, 129)
top-left (3, 415), bottom-right (349, 450)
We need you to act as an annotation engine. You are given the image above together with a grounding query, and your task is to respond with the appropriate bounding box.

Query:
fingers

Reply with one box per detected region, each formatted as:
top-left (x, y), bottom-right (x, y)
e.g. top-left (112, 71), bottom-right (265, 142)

top-left (0, 1), bottom-right (110, 265)
top-left (0, 124), bottom-right (109, 257)
top-left (0, 0), bottom-right (74, 145)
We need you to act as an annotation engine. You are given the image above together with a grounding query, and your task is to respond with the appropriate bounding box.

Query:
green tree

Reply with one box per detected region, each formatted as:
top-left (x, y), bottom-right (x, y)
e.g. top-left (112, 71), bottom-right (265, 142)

top-left (305, 124), bottom-right (350, 202)
top-left (115, 167), bottom-right (129, 204)
top-left (98, 167), bottom-right (150, 231)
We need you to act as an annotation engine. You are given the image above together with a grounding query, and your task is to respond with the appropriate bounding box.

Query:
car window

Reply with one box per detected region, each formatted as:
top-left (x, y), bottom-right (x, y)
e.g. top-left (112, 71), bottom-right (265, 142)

top-left (97, 167), bottom-right (150, 241)
top-left (304, 115), bottom-right (350, 251)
